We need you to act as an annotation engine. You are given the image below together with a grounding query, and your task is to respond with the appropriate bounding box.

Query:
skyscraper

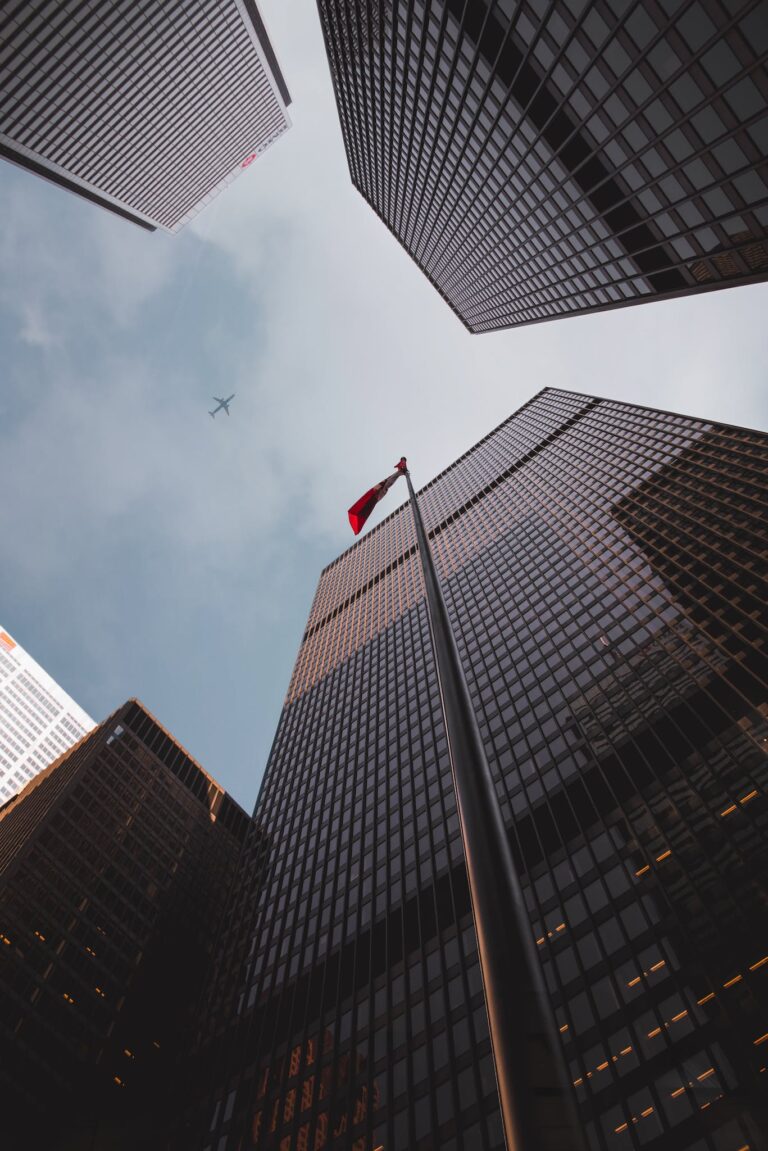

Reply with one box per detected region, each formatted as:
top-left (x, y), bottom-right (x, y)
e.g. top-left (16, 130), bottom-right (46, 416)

top-left (317, 0), bottom-right (768, 330)
top-left (0, 698), bottom-right (252, 1150)
top-left (0, 0), bottom-right (291, 231)
top-left (0, 625), bottom-right (95, 804)
top-left (198, 388), bottom-right (767, 1151)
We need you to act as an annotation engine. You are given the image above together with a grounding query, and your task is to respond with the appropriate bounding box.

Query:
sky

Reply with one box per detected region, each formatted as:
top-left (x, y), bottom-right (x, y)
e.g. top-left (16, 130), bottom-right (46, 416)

top-left (1, 0), bottom-right (767, 814)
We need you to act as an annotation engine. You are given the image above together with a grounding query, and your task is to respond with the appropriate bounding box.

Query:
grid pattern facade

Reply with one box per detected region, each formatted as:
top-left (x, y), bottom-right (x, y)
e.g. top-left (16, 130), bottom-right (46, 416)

top-left (199, 388), bottom-right (767, 1151)
top-left (0, 0), bottom-right (291, 231)
top-left (317, 0), bottom-right (768, 330)
top-left (0, 625), bottom-right (95, 805)
top-left (0, 699), bottom-right (251, 1150)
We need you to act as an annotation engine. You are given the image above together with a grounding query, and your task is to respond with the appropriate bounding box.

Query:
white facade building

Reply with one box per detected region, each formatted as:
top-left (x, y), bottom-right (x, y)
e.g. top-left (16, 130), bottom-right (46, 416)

top-left (0, 0), bottom-right (291, 233)
top-left (0, 626), bottom-right (95, 804)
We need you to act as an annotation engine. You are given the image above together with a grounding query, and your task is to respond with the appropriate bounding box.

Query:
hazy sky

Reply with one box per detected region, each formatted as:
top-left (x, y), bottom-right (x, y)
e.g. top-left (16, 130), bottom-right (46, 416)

top-left (1, 0), bottom-right (766, 812)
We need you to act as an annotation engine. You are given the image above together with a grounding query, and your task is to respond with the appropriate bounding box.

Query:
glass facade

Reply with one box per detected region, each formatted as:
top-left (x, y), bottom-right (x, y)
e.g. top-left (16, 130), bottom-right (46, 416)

top-left (0, 0), bottom-right (291, 231)
top-left (0, 699), bottom-right (251, 1150)
top-left (198, 388), bottom-right (767, 1151)
top-left (317, 0), bottom-right (768, 329)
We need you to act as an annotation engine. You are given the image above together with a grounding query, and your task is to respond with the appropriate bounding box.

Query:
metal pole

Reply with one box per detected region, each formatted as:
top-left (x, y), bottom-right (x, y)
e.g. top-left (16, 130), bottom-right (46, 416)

top-left (403, 465), bottom-right (584, 1151)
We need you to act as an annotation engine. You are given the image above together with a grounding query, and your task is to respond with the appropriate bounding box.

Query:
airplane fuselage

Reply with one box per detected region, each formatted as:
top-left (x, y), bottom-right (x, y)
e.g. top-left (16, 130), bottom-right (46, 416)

top-left (209, 394), bottom-right (235, 418)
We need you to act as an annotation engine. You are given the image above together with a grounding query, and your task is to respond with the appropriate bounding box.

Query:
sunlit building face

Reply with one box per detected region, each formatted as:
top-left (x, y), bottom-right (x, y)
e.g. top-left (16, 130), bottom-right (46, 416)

top-left (197, 388), bottom-right (768, 1151)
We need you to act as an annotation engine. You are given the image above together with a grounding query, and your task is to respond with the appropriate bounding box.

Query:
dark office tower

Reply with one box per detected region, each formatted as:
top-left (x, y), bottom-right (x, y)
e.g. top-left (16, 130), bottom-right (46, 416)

top-left (0, 1), bottom-right (291, 231)
top-left (198, 388), bottom-right (768, 1151)
top-left (0, 699), bottom-right (252, 1150)
top-left (317, 0), bottom-right (768, 330)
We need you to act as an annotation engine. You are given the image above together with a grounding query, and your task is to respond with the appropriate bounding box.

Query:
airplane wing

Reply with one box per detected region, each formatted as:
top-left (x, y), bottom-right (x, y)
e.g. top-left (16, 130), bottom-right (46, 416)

top-left (213, 397), bottom-right (225, 404)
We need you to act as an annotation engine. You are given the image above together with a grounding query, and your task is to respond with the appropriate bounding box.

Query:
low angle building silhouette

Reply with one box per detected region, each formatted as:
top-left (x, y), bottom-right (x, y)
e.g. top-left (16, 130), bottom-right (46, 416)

top-left (1, 1), bottom-right (767, 1149)
top-left (0, 699), bottom-right (252, 1150)
top-left (195, 388), bottom-right (767, 1151)
top-left (317, 0), bottom-right (768, 329)
top-left (0, 0), bottom-right (291, 231)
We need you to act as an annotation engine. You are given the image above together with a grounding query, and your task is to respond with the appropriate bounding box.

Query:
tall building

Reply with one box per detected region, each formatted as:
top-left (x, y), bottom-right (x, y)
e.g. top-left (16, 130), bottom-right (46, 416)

top-left (0, 625), bottom-right (95, 804)
top-left (317, 0), bottom-right (768, 330)
top-left (0, 0), bottom-right (291, 232)
top-left (0, 698), bottom-right (252, 1150)
top-left (197, 389), bottom-right (767, 1151)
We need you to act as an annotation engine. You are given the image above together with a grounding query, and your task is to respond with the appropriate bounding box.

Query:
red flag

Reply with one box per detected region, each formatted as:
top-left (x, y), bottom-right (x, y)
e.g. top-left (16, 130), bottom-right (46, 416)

top-left (348, 458), bottom-right (407, 535)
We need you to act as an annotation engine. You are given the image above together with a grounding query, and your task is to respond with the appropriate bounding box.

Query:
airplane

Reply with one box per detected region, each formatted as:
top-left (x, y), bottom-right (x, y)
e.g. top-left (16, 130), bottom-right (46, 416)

top-left (209, 394), bottom-right (235, 418)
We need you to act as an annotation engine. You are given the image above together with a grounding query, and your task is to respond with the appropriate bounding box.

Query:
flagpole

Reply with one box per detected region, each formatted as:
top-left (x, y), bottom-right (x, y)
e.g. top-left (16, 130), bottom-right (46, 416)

top-left (402, 465), bottom-right (584, 1151)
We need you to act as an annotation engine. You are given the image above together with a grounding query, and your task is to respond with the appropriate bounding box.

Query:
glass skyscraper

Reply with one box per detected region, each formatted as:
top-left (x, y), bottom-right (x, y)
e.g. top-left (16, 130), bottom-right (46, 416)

top-left (0, 699), bottom-right (251, 1150)
top-left (197, 388), bottom-right (767, 1151)
top-left (317, 0), bottom-right (768, 330)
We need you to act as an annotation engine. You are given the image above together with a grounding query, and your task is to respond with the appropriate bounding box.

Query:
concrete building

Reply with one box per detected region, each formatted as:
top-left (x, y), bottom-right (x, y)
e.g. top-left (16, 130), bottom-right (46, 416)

top-left (0, 625), bottom-right (94, 804)
top-left (0, 0), bottom-right (291, 231)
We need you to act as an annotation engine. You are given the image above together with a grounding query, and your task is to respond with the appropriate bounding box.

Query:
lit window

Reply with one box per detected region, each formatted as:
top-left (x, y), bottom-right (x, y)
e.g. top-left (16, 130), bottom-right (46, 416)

top-left (536, 921), bottom-right (567, 945)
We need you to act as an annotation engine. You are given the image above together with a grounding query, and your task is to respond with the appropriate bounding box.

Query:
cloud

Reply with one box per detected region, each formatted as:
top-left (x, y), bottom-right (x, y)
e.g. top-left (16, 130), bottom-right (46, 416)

top-left (0, 173), bottom-right (178, 358)
top-left (1, 0), bottom-right (767, 806)
top-left (18, 301), bottom-right (54, 347)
